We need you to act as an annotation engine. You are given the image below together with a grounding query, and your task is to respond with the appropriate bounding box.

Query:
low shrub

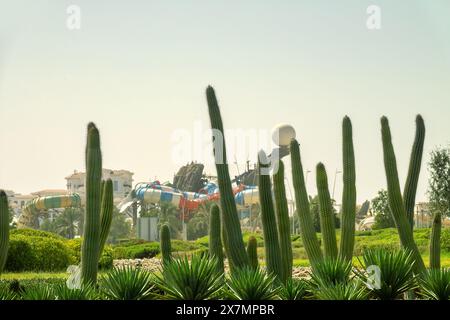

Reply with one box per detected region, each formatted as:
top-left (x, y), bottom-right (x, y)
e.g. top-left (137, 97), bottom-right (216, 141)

top-left (5, 235), bottom-right (71, 272)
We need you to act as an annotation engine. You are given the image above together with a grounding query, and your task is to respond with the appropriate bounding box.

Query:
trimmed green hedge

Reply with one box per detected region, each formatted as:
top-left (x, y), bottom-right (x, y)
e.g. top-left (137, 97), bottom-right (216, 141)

top-left (5, 229), bottom-right (114, 272)
top-left (6, 235), bottom-right (71, 272)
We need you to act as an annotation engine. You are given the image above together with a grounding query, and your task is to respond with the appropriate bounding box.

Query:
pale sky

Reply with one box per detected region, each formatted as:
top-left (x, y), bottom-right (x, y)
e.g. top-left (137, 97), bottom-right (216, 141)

top-left (1, 0), bottom-right (449, 204)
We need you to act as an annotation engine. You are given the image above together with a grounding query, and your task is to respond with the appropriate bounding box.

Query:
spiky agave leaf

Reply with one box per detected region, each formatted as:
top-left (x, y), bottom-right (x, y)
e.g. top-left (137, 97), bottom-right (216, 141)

top-left (21, 285), bottom-right (55, 300)
top-left (315, 281), bottom-right (369, 300)
top-left (309, 257), bottom-right (353, 288)
top-left (226, 266), bottom-right (280, 300)
top-left (0, 284), bottom-right (17, 300)
top-left (155, 254), bottom-right (224, 300)
top-left (54, 283), bottom-right (98, 300)
top-left (278, 278), bottom-right (310, 300)
top-left (419, 268), bottom-right (450, 300)
top-left (357, 249), bottom-right (417, 300)
top-left (100, 266), bottom-right (154, 300)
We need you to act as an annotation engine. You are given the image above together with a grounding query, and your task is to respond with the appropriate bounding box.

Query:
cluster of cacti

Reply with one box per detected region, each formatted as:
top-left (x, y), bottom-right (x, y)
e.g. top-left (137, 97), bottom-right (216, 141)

top-left (380, 116), bottom-right (426, 274)
top-left (160, 224), bottom-right (172, 264)
top-left (206, 86), bottom-right (249, 271)
top-left (289, 117), bottom-right (357, 269)
top-left (208, 204), bottom-right (224, 273)
top-left (257, 150), bottom-right (283, 280)
top-left (0, 190), bottom-right (9, 275)
top-left (81, 123), bottom-right (114, 286)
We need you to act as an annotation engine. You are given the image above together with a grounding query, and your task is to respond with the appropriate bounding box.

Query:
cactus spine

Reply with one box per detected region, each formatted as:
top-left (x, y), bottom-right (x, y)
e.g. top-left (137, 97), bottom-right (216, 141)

top-left (339, 116), bottom-right (356, 262)
top-left (81, 123), bottom-right (102, 285)
top-left (403, 115), bottom-right (425, 230)
top-left (206, 86), bottom-right (248, 270)
top-left (430, 211), bottom-right (441, 269)
top-left (160, 224), bottom-right (172, 264)
top-left (380, 117), bottom-right (425, 273)
top-left (209, 204), bottom-right (224, 273)
top-left (257, 150), bottom-right (283, 279)
top-left (316, 163), bottom-right (338, 260)
top-left (0, 190), bottom-right (9, 274)
top-left (98, 179), bottom-right (114, 258)
top-left (273, 160), bottom-right (293, 282)
top-left (247, 236), bottom-right (259, 270)
top-left (290, 139), bottom-right (323, 268)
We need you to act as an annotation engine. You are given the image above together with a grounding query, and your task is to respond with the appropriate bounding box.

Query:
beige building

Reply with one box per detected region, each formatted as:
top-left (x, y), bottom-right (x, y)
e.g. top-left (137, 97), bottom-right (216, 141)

top-left (65, 169), bottom-right (134, 203)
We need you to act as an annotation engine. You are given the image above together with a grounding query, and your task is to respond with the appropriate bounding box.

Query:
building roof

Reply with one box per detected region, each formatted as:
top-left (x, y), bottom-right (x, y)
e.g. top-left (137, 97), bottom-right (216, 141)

top-left (65, 169), bottom-right (134, 180)
top-left (31, 189), bottom-right (69, 196)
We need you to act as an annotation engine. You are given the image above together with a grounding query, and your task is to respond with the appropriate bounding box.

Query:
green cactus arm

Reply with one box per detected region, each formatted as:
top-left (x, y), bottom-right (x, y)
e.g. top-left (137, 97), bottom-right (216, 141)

top-left (273, 160), bottom-right (293, 282)
top-left (380, 116), bottom-right (425, 273)
top-left (98, 179), bottom-right (114, 258)
top-left (403, 115), bottom-right (425, 230)
top-left (81, 122), bottom-right (102, 285)
top-left (316, 163), bottom-right (338, 260)
top-left (339, 116), bottom-right (357, 262)
top-left (290, 139), bottom-right (323, 268)
top-left (257, 150), bottom-right (283, 280)
top-left (160, 224), bottom-right (172, 264)
top-left (206, 86), bottom-right (249, 270)
top-left (429, 211), bottom-right (441, 269)
top-left (247, 236), bottom-right (259, 270)
top-left (209, 204), bottom-right (224, 274)
top-left (0, 190), bottom-right (10, 274)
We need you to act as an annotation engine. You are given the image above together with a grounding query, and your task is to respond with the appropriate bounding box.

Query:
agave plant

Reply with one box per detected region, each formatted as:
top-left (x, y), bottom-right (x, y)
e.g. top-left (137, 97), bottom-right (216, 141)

top-left (100, 266), bottom-right (154, 300)
top-left (226, 267), bottom-right (280, 300)
top-left (154, 254), bottom-right (223, 300)
top-left (419, 268), bottom-right (450, 300)
top-left (309, 257), bottom-right (353, 288)
top-left (356, 249), bottom-right (417, 300)
top-left (21, 285), bottom-right (55, 300)
top-left (278, 278), bottom-right (310, 300)
top-left (0, 285), bottom-right (17, 300)
top-left (54, 283), bottom-right (97, 300)
top-left (315, 281), bottom-right (369, 300)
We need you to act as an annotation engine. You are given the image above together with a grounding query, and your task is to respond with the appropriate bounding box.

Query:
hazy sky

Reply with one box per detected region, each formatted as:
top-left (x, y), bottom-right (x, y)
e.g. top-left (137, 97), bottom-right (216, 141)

top-left (1, 0), bottom-right (449, 204)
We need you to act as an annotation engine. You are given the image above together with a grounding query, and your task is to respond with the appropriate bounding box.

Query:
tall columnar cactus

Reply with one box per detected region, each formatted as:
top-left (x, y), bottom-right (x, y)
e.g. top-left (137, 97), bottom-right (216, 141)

top-left (160, 224), bottom-right (172, 264)
top-left (339, 116), bottom-right (357, 262)
top-left (206, 86), bottom-right (249, 270)
top-left (290, 139), bottom-right (323, 268)
top-left (81, 123), bottom-right (102, 285)
top-left (273, 160), bottom-right (293, 282)
top-left (257, 150), bottom-right (283, 279)
top-left (316, 163), bottom-right (338, 260)
top-left (380, 117), bottom-right (426, 273)
top-left (247, 236), bottom-right (259, 270)
top-left (98, 179), bottom-right (114, 258)
top-left (209, 204), bottom-right (224, 273)
top-left (0, 190), bottom-right (9, 274)
top-left (403, 115), bottom-right (425, 230)
top-left (429, 211), bottom-right (441, 269)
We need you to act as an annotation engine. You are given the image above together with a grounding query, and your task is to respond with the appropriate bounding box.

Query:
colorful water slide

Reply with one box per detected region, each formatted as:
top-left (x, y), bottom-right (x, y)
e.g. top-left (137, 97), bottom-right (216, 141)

top-left (18, 194), bottom-right (82, 228)
top-left (118, 180), bottom-right (255, 217)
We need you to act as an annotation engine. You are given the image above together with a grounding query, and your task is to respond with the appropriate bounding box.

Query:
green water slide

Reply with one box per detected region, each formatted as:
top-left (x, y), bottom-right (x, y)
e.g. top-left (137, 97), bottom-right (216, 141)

top-left (18, 194), bottom-right (82, 228)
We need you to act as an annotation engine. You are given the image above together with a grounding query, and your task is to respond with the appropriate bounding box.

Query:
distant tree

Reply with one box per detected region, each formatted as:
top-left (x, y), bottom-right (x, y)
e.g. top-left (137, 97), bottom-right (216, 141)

top-left (309, 195), bottom-right (340, 232)
top-left (372, 189), bottom-right (395, 229)
top-left (40, 208), bottom-right (82, 239)
top-left (428, 146), bottom-right (450, 218)
top-left (9, 207), bottom-right (16, 229)
top-left (108, 207), bottom-right (132, 243)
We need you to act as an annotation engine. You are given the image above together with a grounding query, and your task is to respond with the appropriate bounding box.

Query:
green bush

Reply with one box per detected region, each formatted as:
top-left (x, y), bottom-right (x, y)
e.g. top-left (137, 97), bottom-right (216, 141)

top-left (67, 238), bottom-right (113, 269)
top-left (5, 235), bottom-right (71, 272)
top-left (10, 228), bottom-right (65, 240)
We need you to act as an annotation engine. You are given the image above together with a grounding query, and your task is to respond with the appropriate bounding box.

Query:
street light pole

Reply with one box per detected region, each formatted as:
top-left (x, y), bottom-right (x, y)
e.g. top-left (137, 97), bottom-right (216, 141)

top-left (332, 169), bottom-right (342, 200)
